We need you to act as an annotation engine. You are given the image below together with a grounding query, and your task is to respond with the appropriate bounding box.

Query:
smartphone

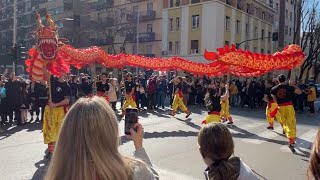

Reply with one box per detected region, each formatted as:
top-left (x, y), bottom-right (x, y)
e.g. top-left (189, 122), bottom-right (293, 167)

top-left (124, 108), bottom-right (138, 135)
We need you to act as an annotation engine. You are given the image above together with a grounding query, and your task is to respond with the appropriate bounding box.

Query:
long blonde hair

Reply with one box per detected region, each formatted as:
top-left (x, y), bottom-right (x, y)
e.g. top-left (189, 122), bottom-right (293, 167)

top-left (45, 96), bottom-right (134, 180)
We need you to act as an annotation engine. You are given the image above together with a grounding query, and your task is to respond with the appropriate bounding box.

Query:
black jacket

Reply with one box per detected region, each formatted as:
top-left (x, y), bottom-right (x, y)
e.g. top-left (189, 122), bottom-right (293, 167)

top-left (5, 79), bottom-right (22, 106)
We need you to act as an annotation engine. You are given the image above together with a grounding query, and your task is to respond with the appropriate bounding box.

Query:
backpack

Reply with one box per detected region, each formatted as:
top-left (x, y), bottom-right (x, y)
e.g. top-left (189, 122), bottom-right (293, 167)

top-left (0, 87), bottom-right (6, 99)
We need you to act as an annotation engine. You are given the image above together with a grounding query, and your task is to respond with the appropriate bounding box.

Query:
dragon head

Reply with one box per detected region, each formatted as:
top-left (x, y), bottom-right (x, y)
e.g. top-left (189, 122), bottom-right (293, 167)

top-left (35, 12), bottom-right (59, 61)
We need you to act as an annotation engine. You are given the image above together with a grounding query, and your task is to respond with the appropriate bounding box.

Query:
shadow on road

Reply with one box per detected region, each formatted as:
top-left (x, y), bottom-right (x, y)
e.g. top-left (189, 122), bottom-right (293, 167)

top-left (0, 122), bottom-right (41, 141)
top-left (120, 130), bottom-right (198, 145)
top-left (32, 158), bottom-right (49, 180)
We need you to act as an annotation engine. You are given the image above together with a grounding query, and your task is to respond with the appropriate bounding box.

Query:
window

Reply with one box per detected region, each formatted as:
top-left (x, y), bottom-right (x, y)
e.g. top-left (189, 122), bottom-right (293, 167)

top-left (120, 8), bottom-right (126, 18)
top-left (255, 7), bottom-right (259, 17)
top-left (190, 40), bottom-right (199, 54)
top-left (237, 0), bottom-right (242, 10)
top-left (254, 47), bottom-right (257, 52)
top-left (254, 26), bottom-right (258, 38)
top-left (175, 0), bottom-right (181, 6)
top-left (290, 12), bottom-right (292, 21)
top-left (269, 15), bottom-right (273, 22)
top-left (268, 32), bottom-right (271, 41)
top-left (225, 16), bottom-right (230, 31)
top-left (176, 17), bottom-right (180, 31)
top-left (245, 23), bottom-right (249, 36)
top-left (262, 12), bottom-right (265, 20)
top-left (236, 20), bottom-right (240, 33)
top-left (261, 29), bottom-right (264, 38)
top-left (289, 28), bottom-right (292, 36)
top-left (133, 6), bottom-right (138, 13)
top-left (225, 41), bottom-right (230, 45)
top-left (169, 18), bottom-right (173, 31)
top-left (268, 50), bottom-right (271, 54)
top-left (261, 49), bottom-right (264, 53)
top-left (192, 15), bottom-right (200, 30)
top-left (169, 0), bottom-right (173, 7)
top-left (285, 26), bottom-right (288, 35)
top-left (168, 42), bottom-right (173, 54)
top-left (191, 0), bottom-right (200, 3)
top-left (132, 45), bottom-right (137, 54)
top-left (226, 0), bottom-right (232, 5)
top-left (108, 47), bottom-right (113, 54)
top-left (147, 3), bottom-right (153, 11)
top-left (146, 45), bottom-right (152, 54)
top-left (147, 24), bottom-right (153, 32)
top-left (286, 9), bottom-right (288, 19)
top-left (175, 41), bottom-right (180, 54)
top-left (246, 3), bottom-right (251, 14)
top-left (276, 3), bottom-right (278, 12)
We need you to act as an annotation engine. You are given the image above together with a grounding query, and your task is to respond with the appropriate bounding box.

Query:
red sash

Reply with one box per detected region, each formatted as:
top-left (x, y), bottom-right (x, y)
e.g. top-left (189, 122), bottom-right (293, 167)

top-left (278, 102), bottom-right (293, 106)
top-left (97, 91), bottom-right (109, 101)
top-left (126, 93), bottom-right (136, 101)
top-left (178, 91), bottom-right (183, 98)
top-left (208, 111), bottom-right (220, 115)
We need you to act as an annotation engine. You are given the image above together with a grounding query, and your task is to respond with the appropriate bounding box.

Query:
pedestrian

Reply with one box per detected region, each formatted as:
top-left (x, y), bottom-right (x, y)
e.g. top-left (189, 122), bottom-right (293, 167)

top-left (0, 76), bottom-right (7, 127)
top-left (307, 129), bottom-right (320, 180)
top-left (271, 74), bottom-right (302, 152)
top-left (68, 75), bottom-right (78, 105)
top-left (306, 83), bottom-right (317, 115)
top-left (43, 74), bottom-right (71, 159)
top-left (170, 76), bottom-right (191, 118)
top-left (182, 77), bottom-right (190, 106)
top-left (44, 96), bottom-right (159, 180)
top-left (146, 76), bottom-right (157, 110)
top-left (157, 75), bottom-right (167, 109)
top-left (202, 84), bottom-right (229, 124)
top-left (5, 72), bottom-right (23, 126)
top-left (108, 78), bottom-right (118, 112)
top-left (264, 80), bottom-right (282, 131)
top-left (198, 123), bottom-right (257, 180)
top-left (20, 82), bottom-right (31, 124)
top-left (229, 82), bottom-right (238, 106)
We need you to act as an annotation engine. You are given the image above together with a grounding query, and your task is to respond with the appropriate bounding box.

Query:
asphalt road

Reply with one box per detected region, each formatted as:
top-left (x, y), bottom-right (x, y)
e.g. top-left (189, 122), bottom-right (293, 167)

top-left (0, 102), bottom-right (319, 180)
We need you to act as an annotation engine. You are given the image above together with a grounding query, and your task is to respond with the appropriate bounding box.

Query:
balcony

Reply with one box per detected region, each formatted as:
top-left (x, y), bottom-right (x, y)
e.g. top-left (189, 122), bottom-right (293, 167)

top-left (133, 32), bottom-right (155, 42)
top-left (95, 0), bottom-right (114, 11)
top-left (127, 10), bottom-right (156, 22)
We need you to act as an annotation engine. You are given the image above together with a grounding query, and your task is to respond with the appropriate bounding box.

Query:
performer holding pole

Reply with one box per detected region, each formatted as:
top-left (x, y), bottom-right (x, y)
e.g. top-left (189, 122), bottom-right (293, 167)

top-left (264, 80), bottom-right (283, 131)
top-left (202, 83), bottom-right (229, 124)
top-left (271, 74), bottom-right (302, 152)
top-left (96, 73), bottom-right (109, 102)
top-left (220, 80), bottom-right (233, 124)
top-left (121, 72), bottom-right (137, 117)
top-left (43, 69), bottom-right (70, 159)
top-left (170, 76), bottom-right (191, 118)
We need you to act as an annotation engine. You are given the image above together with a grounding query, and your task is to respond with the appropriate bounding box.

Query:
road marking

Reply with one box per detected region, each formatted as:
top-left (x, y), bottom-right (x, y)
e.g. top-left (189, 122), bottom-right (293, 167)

top-left (280, 129), bottom-right (318, 152)
top-left (242, 126), bottom-right (283, 144)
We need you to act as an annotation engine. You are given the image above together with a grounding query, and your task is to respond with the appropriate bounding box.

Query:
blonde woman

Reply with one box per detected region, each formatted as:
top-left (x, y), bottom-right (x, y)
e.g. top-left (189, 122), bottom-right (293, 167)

top-left (45, 96), bottom-right (159, 180)
top-left (108, 78), bottom-right (118, 111)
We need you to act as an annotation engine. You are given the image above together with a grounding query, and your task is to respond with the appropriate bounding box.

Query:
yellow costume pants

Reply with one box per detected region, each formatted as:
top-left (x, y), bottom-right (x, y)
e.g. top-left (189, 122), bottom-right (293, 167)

top-left (43, 106), bottom-right (65, 144)
top-left (172, 94), bottom-right (187, 112)
top-left (205, 114), bottom-right (221, 124)
top-left (122, 95), bottom-right (137, 111)
top-left (266, 102), bottom-right (282, 124)
top-left (278, 105), bottom-right (296, 139)
top-left (220, 99), bottom-right (231, 119)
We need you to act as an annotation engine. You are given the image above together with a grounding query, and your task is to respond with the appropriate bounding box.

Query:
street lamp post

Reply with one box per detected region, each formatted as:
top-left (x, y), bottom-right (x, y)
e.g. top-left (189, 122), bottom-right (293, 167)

top-left (136, 12), bottom-right (140, 75)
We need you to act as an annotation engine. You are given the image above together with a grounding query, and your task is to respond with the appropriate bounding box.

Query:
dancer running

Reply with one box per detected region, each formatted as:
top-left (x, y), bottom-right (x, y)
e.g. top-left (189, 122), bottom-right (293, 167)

top-left (220, 81), bottom-right (233, 124)
top-left (202, 84), bottom-right (229, 124)
top-left (43, 75), bottom-right (70, 159)
top-left (271, 74), bottom-right (302, 152)
top-left (121, 72), bottom-right (137, 116)
top-left (170, 76), bottom-right (191, 118)
top-left (264, 80), bottom-right (283, 131)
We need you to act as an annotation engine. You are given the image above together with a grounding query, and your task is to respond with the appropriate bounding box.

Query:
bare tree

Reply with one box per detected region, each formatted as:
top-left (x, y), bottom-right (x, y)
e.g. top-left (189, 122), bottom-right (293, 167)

top-left (298, 0), bottom-right (320, 81)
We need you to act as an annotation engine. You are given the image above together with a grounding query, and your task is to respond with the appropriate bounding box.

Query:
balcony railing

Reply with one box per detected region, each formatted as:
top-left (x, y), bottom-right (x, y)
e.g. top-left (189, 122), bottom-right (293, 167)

top-left (139, 54), bottom-right (155, 57)
top-left (133, 32), bottom-right (155, 42)
top-left (93, 0), bottom-right (114, 11)
top-left (127, 10), bottom-right (156, 22)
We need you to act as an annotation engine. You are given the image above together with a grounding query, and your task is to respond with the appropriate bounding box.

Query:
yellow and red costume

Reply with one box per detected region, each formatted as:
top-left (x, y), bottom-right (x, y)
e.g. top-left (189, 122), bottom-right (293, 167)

top-left (122, 80), bottom-right (137, 111)
top-left (172, 83), bottom-right (188, 114)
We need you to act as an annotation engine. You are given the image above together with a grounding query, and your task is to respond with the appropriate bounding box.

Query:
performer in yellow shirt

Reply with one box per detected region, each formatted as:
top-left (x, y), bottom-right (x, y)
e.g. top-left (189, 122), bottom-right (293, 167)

top-left (307, 83), bottom-right (317, 115)
top-left (170, 76), bottom-right (191, 118)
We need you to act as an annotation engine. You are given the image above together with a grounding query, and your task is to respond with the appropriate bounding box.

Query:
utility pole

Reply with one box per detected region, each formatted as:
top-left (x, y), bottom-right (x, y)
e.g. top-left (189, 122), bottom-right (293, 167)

top-left (136, 11), bottom-right (139, 75)
top-left (12, 0), bottom-right (17, 74)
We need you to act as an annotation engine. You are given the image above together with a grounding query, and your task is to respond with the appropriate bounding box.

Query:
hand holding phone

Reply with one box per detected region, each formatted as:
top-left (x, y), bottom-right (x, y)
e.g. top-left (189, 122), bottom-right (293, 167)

top-left (124, 108), bottom-right (138, 135)
top-left (127, 123), bottom-right (144, 149)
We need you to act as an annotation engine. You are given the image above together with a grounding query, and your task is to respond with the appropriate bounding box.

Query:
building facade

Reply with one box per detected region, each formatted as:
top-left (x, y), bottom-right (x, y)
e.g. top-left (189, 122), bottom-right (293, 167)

top-left (162, 0), bottom-right (276, 64)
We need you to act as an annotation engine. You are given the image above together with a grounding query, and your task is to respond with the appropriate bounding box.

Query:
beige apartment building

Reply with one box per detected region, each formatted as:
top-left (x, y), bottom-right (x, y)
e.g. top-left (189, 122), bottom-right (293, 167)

top-left (162, 0), bottom-right (277, 64)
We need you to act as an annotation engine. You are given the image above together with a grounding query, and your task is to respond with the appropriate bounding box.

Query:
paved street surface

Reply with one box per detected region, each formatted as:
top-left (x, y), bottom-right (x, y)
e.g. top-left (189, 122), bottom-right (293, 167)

top-left (0, 102), bottom-right (319, 180)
